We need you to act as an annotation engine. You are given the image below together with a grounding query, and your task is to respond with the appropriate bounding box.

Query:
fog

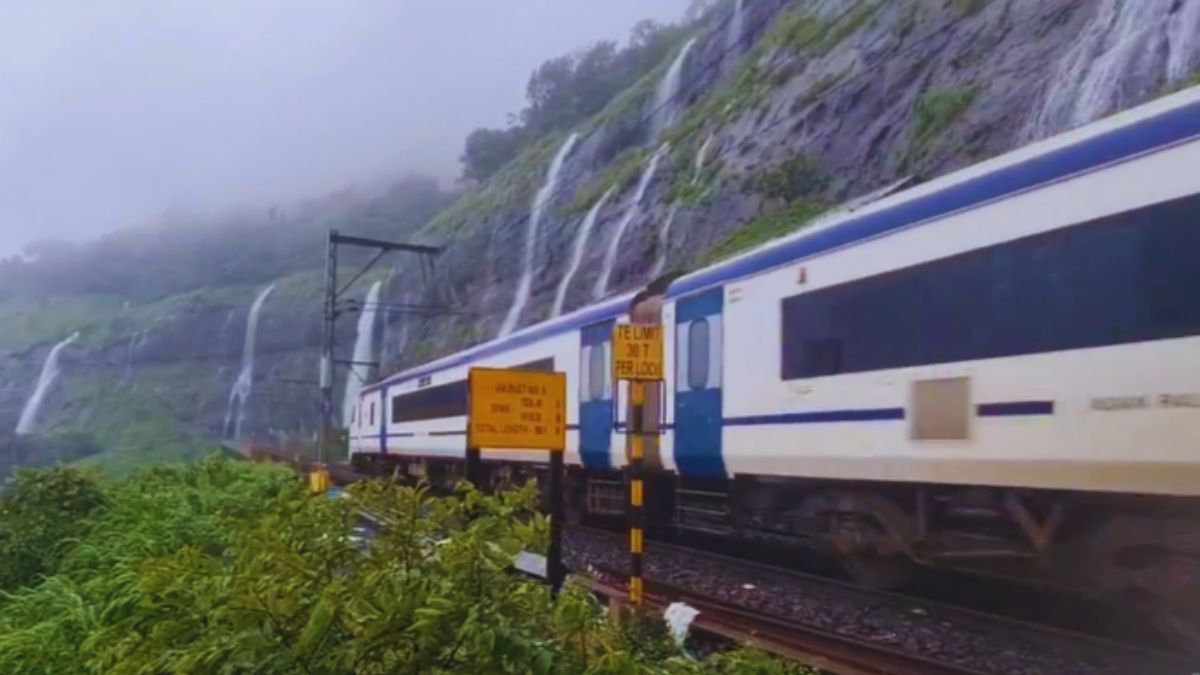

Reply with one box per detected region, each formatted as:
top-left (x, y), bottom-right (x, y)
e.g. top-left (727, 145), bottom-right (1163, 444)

top-left (0, 0), bottom-right (691, 257)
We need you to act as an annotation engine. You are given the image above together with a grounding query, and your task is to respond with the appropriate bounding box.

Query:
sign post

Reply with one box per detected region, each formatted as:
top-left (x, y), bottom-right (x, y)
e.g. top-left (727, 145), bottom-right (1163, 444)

top-left (467, 368), bottom-right (567, 592)
top-left (612, 324), bottom-right (664, 606)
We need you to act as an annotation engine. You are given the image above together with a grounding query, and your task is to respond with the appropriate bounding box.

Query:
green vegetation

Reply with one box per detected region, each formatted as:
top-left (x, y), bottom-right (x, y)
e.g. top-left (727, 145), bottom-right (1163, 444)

top-left (0, 459), bottom-right (809, 673)
top-left (0, 295), bottom-right (124, 351)
top-left (950, 0), bottom-right (988, 17)
top-left (460, 21), bottom-right (690, 182)
top-left (569, 146), bottom-right (649, 214)
top-left (699, 201), bottom-right (826, 266)
top-left (428, 133), bottom-right (571, 236)
top-left (60, 365), bottom-right (220, 475)
top-left (750, 155), bottom-right (826, 204)
top-left (912, 88), bottom-right (977, 141)
top-left (902, 87), bottom-right (977, 168)
top-left (0, 466), bottom-right (106, 590)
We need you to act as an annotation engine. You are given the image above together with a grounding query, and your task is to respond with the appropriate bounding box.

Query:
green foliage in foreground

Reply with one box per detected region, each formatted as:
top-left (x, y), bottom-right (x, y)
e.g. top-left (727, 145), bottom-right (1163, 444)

top-left (0, 459), bottom-right (809, 674)
top-left (0, 466), bottom-right (107, 590)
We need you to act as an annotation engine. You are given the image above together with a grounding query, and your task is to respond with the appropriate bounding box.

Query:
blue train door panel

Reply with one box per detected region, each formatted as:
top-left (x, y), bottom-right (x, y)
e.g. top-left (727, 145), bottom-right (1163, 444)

top-left (579, 320), bottom-right (615, 470)
top-left (674, 288), bottom-right (725, 478)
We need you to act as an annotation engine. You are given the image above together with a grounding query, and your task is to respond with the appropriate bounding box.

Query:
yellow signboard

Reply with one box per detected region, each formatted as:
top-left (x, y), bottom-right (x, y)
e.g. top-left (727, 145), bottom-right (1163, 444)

top-left (613, 324), bottom-right (664, 381)
top-left (467, 368), bottom-right (566, 450)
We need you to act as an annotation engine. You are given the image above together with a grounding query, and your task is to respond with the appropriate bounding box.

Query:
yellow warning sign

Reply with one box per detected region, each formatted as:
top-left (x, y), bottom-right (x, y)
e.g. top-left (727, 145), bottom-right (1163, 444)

top-left (468, 368), bottom-right (566, 450)
top-left (613, 324), bottom-right (664, 381)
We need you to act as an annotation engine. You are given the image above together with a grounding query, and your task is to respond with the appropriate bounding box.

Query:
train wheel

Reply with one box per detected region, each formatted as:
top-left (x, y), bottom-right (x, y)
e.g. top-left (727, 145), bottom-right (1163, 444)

top-left (1153, 605), bottom-right (1200, 657)
top-left (842, 552), bottom-right (916, 590)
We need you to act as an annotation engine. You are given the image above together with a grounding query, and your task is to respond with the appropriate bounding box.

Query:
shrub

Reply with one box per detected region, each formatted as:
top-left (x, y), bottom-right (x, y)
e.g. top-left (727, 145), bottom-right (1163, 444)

top-left (751, 155), bottom-right (826, 203)
top-left (0, 466), bottom-right (106, 590)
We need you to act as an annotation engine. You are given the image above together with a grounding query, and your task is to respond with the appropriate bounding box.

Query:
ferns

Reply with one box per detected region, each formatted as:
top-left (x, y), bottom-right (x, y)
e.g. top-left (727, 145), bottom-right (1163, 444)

top-left (0, 458), bottom-right (804, 673)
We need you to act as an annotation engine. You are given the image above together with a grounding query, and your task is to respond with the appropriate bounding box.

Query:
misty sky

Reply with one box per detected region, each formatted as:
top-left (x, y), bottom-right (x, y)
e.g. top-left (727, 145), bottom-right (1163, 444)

top-left (0, 1), bottom-right (691, 257)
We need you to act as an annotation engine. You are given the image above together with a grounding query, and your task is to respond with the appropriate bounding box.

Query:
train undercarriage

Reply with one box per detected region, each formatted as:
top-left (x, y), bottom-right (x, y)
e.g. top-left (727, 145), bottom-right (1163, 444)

top-left (352, 452), bottom-right (1200, 655)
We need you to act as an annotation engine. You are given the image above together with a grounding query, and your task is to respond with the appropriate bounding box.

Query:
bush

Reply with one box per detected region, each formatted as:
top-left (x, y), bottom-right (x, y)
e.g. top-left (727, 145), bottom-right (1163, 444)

top-left (0, 466), bottom-right (106, 590)
top-left (0, 458), bottom-right (804, 673)
top-left (912, 88), bottom-right (976, 141)
top-left (751, 155), bottom-right (826, 204)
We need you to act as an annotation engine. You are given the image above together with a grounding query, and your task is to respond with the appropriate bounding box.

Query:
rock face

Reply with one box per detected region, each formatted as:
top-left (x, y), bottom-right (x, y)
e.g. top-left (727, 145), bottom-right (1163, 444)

top-left (379, 0), bottom-right (1200, 376)
top-left (3, 0), bottom-right (1198, 468)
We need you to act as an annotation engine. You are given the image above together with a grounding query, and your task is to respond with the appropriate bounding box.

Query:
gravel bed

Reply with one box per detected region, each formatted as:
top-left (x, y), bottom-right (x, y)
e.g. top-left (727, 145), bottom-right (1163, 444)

top-left (564, 528), bottom-right (1192, 675)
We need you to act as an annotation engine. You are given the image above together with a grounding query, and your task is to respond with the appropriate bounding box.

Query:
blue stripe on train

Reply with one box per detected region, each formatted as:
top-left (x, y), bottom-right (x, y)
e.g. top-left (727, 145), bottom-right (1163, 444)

top-left (724, 407), bottom-right (906, 425)
top-left (976, 400), bottom-right (1055, 416)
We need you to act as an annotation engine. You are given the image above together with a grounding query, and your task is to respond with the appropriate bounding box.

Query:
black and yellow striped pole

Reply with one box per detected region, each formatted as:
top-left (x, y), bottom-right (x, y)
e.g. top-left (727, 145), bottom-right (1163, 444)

top-left (613, 321), bottom-right (663, 607)
top-left (628, 379), bottom-right (646, 605)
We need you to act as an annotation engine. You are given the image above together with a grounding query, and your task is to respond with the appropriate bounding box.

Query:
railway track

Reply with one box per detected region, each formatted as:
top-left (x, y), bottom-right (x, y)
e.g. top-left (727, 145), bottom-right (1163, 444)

top-left (566, 527), bottom-right (1196, 675)
top-left (585, 573), bottom-right (989, 675)
top-left (251, 456), bottom-right (1196, 673)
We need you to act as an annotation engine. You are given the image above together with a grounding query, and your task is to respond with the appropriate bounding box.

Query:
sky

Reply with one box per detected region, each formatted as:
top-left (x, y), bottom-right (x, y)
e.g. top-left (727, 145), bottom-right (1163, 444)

top-left (0, 0), bottom-right (692, 257)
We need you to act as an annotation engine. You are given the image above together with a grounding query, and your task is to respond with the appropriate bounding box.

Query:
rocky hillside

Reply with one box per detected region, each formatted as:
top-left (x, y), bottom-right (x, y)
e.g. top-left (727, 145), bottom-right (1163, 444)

top-left (380, 0), bottom-right (1200, 375)
top-left (2, 0), bottom-right (1198, 474)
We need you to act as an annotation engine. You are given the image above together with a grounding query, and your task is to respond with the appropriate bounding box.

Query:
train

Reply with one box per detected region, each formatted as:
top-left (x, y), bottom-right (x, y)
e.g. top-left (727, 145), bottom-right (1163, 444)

top-left (350, 86), bottom-right (1200, 650)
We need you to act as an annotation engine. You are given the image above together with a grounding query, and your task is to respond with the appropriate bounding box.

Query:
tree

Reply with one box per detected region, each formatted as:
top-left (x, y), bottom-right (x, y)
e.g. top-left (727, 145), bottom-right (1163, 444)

top-left (460, 127), bottom-right (528, 182)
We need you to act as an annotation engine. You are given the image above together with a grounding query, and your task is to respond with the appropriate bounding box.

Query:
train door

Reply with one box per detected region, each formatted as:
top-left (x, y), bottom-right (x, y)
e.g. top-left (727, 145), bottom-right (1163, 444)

top-left (579, 319), bottom-right (615, 470)
top-left (673, 288), bottom-right (726, 477)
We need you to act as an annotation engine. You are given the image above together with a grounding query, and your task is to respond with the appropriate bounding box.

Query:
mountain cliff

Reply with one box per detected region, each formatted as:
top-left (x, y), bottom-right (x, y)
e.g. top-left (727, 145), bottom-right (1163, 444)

top-left (2, 0), bottom-right (1198, 474)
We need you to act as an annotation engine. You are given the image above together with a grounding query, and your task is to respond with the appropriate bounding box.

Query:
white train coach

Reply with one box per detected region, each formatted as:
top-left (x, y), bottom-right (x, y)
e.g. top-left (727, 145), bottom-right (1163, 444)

top-left (351, 87), bottom-right (1200, 649)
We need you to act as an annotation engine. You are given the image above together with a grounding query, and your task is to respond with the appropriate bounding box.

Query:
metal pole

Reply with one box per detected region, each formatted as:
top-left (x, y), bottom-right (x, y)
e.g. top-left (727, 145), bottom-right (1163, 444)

top-left (465, 447), bottom-right (482, 489)
top-left (547, 450), bottom-right (565, 594)
top-left (320, 231), bottom-right (339, 463)
top-left (628, 380), bottom-right (646, 606)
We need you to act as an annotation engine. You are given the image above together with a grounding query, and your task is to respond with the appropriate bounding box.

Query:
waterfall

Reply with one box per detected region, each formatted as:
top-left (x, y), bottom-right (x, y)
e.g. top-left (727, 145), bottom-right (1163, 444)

top-left (1027, 0), bottom-right (1200, 139)
top-left (693, 133), bottom-right (715, 182)
top-left (653, 38), bottom-right (698, 136)
top-left (649, 203), bottom-right (681, 279)
top-left (650, 136), bottom-right (713, 278)
top-left (122, 331), bottom-right (141, 383)
top-left (223, 283), bottom-right (276, 440)
top-left (552, 187), bottom-right (617, 317)
top-left (726, 0), bottom-right (745, 56)
top-left (15, 332), bottom-right (79, 435)
top-left (499, 132), bottom-right (579, 337)
top-left (594, 144), bottom-right (671, 299)
top-left (342, 281), bottom-right (382, 426)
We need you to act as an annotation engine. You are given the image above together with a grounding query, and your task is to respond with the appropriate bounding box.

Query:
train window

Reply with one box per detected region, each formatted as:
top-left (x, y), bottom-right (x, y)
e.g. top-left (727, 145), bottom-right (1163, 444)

top-left (780, 193), bottom-right (1200, 379)
top-left (687, 318), bottom-right (710, 389)
top-left (391, 380), bottom-right (468, 422)
top-left (588, 343), bottom-right (607, 401)
top-left (369, 402), bottom-right (375, 426)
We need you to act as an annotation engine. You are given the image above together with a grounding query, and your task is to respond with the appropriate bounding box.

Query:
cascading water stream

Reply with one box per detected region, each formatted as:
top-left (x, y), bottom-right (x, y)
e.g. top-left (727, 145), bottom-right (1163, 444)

top-left (595, 144), bottom-right (670, 299)
top-left (553, 186), bottom-right (616, 317)
top-left (652, 136), bottom-right (715, 278)
top-left (342, 280), bottom-right (382, 426)
top-left (1027, 0), bottom-right (1200, 139)
top-left (15, 332), bottom-right (79, 435)
top-left (649, 203), bottom-right (680, 279)
top-left (223, 283), bottom-right (276, 440)
top-left (693, 133), bottom-right (715, 182)
top-left (653, 38), bottom-right (698, 136)
top-left (499, 132), bottom-right (579, 337)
